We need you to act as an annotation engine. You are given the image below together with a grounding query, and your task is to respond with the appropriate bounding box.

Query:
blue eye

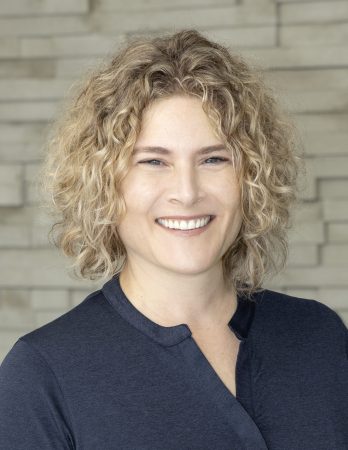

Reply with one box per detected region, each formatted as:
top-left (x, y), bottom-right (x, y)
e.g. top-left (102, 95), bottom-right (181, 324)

top-left (204, 157), bottom-right (229, 164)
top-left (139, 159), bottom-right (163, 166)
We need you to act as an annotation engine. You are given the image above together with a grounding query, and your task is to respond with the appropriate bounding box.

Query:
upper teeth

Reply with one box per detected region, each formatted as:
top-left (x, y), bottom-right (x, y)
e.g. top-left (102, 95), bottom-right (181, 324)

top-left (157, 216), bottom-right (211, 230)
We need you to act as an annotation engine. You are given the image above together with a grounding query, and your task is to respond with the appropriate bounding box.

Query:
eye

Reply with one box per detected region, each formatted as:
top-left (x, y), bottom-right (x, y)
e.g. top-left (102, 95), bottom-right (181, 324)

top-left (138, 159), bottom-right (164, 166)
top-left (204, 157), bottom-right (229, 164)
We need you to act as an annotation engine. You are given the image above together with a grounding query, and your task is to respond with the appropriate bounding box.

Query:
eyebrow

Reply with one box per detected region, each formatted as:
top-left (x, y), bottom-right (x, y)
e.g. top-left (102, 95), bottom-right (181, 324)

top-left (133, 145), bottom-right (227, 155)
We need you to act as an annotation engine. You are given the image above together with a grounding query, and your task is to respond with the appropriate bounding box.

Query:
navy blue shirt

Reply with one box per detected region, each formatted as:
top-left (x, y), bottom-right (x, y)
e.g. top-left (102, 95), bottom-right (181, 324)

top-left (0, 272), bottom-right (347, 449)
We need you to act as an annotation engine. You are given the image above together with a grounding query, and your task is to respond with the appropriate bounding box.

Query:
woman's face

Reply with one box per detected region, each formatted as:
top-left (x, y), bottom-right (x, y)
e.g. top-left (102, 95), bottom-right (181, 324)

top-left (117, 95), bottom-right (243, 277)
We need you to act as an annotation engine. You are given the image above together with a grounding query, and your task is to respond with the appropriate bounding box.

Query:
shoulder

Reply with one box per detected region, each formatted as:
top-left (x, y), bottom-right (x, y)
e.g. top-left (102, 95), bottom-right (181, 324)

top-left (252, 288), bottom-right (347, 358)
top-left (254, 287), bottom-right (346, 331)
top-left (20, 289), bottom-right (108, 345)
top-left (7, 287), bottom-right (127, 369)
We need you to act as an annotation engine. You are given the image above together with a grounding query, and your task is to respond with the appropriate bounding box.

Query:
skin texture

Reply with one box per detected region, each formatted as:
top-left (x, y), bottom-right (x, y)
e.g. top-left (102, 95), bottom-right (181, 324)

top-left (117, 94), bottom-right (243, 331)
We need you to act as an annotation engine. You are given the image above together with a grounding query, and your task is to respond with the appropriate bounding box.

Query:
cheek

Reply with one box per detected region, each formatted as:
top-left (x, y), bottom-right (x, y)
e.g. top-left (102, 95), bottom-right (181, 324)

top-left (122, 178), bottom-right (159, 216)
top-left (124, 171), bottom-right (158, 197)
top-left (214, 179), bottom-right (241, 209)
top-left (221, 192), bottom-right (243, 230)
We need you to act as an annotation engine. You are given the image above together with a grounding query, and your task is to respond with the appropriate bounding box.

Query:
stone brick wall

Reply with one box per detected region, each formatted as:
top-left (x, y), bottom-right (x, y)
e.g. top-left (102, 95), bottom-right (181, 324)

top-left (0, 0), bottom-right (347, 362)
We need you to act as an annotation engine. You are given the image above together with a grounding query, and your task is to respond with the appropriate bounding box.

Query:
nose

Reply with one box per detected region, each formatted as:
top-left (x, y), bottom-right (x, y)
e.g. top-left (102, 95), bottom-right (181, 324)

top-left (167, 164), bottom-right (205, 206)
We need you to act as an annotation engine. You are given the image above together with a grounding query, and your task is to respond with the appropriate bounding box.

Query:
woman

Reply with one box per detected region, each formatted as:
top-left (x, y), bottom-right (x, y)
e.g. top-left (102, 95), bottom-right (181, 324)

top-left (0, 29), bottom-right (347, 450)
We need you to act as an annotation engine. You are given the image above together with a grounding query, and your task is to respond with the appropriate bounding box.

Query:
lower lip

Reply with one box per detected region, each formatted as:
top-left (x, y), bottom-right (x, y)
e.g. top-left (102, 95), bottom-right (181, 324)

top-left (156, 216), bottom-right (215, 236)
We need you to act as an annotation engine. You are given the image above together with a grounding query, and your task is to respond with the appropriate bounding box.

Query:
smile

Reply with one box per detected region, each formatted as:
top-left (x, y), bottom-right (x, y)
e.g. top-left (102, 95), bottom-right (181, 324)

top-left (155, 216), bottom-right (215, 236)
top-left (157, 215), bottom-right (212, 230)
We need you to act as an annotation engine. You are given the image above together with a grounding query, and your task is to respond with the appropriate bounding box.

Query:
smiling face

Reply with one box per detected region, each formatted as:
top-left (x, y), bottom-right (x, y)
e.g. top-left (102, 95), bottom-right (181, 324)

top-left (117, 94), bottom-right (243, 278)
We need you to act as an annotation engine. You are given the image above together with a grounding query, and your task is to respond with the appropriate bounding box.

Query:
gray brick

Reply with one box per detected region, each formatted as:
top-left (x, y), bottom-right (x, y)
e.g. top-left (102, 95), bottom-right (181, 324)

top-left (24, 163), bottom-right (40, 205)
top-left (297, 174), bottom-right (316, 201)
top-left (266, 68), bottom-right (348, 92)
top-left (0, 123), bottom-right (48, 143)
top-left (288, 244), bottom-right (318, 266)
top-left (306, 156), bottom-right (348, 179)
top-left (0, 37), bottom-right (19, 58)
top-left (288, 243), bottom-right (319, 267)
top-left (55, 57), bottom-right (101, 78)
top-left (71, 289), bottom-right (95, 307)
top-left (0, 289), bottom-right (30, 308)
top-left (0, 248), bottom-right (102, 289)
top-left (207, 27), bottom-right (276, 48)
top-left (93, 3), bottom-right (276, 34)
top-left (318, 288), bottom-right (348, 309)
top-left (29, 209), bottom-right (56, 247)
top-left (0, 164), bottom-right (23, 206)
top-left (31, 289), bottom-right (69, 310)
top-left (284, 288), bottom-right (318, 299)
top-left (0, 207), bottom-right (53, 248)
top-left (281, 90), bottom-right (348, 114)
top-left (0, 0), bottom-right (89, 16)
top-left (328, 223), bottom-right (348, 243)
top-left (322, 244), bottom-right (348, 266)
top-left (0, 101), bottom-right (57, 122)
top-left (294, 114), bottom-right (348, 157)
top-left (0, 331), bottom-right (23, 352)
top-left (301, 132), bottom-right (348, 157)
top-left (97, 0), bottom-right (238, 11)
top-left (263, 280), bottom-right (286, 293)
top-left (272, 266), bottom-right (348, 288)
top-left (243, 45), bottom-right (348, 70)
top-left (0, 59), bottom-right (55, 78)
top-left (281, 1), bottom-right (348, 24)
top-left (0, 142), bottom-right (44, 163)
top-left (294, 113), bottom-right (348, 134)
top-left (0, 308), bottom-right (35, 329)
top-left (0, 205), bottom-right (37, 226)
top-left (21, 34), bottom-right (124, 58)
top-left (30, 222), bottom-right (55, 248)
top-left (20, 37), bottom-right (52, 57)
top-left (294, 202), bottom-right (322, 223)
top-left (323, 200), bottom-right (348, 221)
top-left (0, 16), bottom-right (91, 37)
top-left (280, 23), bottom-right (348, 47)
top-left (0, 205), bottom-right (55, 249)
top-left (288, 221), bottom-right (325, 244)
top-left (0, 79), bottom-right (75, 101)
top-left (319, 179), bottom-right (348, 199)
top-left (0, 224), bottom-right (31, 247)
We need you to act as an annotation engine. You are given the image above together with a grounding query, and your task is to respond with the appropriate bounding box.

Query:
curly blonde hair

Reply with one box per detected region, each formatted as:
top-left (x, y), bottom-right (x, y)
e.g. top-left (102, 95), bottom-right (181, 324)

top-left (39, 29), bottom-right (305, 298)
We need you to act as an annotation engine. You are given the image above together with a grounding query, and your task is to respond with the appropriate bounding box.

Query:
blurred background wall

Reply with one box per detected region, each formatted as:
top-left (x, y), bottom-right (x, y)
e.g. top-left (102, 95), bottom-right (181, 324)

top-left (0, 0), bottom-right (347, 362)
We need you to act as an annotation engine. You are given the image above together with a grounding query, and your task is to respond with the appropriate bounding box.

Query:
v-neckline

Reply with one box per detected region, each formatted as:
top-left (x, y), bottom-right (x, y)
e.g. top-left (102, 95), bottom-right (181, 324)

top-left (189, 326), bottom-right (241, 398)
top-left (178, 329), bottom-right (268, 448)
top-left (101, 272), bottom-right (257, 346)
top-left (101, 273), bottom-right (268, 448)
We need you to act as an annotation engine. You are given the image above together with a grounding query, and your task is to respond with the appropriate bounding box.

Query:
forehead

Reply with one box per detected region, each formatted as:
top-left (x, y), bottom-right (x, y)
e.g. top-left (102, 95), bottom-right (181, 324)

top-left (140, 95), bottom-right (205, 124)
top-left (135, 95), bottom-right (223, 149)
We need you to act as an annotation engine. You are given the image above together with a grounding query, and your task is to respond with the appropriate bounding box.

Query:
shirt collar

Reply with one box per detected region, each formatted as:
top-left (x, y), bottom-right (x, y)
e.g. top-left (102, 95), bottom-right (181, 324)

top-left (101, 272), bottom-right (257, 347)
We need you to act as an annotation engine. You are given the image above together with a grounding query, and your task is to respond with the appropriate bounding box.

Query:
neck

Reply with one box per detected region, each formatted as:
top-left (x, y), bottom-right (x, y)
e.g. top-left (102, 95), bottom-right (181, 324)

top-left (118, 264), bottom-right (238, 330)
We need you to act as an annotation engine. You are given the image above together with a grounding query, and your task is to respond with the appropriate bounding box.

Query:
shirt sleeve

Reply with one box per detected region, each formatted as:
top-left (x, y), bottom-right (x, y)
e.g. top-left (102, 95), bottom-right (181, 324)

top-left (0, 338), bottom-right (74, 450)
